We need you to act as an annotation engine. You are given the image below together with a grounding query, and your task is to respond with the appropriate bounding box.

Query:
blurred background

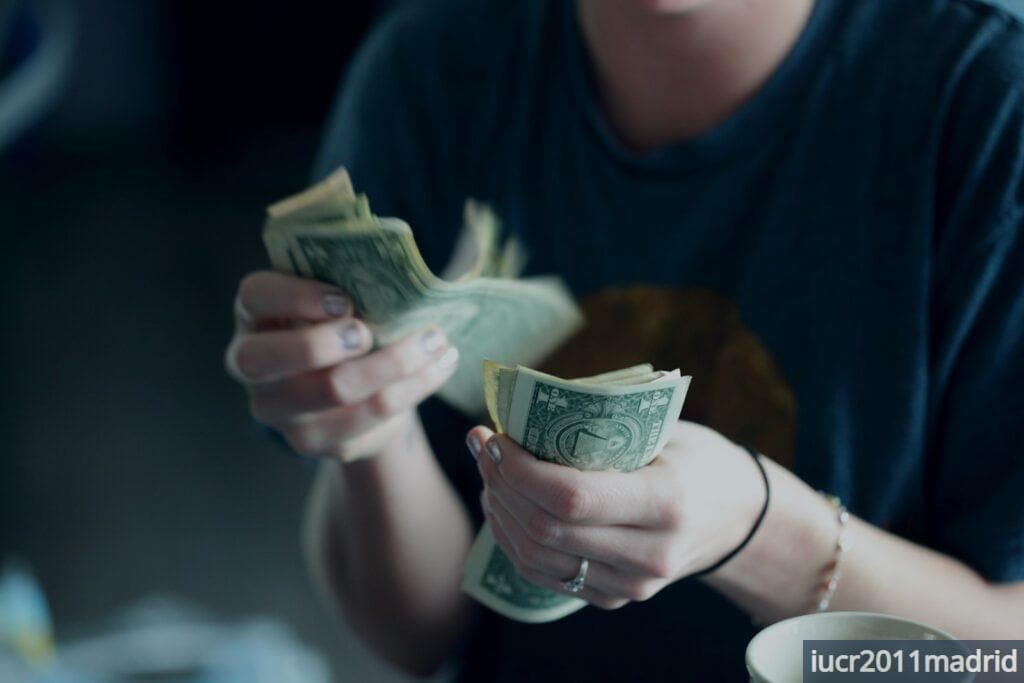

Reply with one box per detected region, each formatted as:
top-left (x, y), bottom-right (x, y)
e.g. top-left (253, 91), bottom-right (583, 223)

top-left (3, 0), bottom-right (1024, 681)
top-left (0, 0), bottom-right (408, 680)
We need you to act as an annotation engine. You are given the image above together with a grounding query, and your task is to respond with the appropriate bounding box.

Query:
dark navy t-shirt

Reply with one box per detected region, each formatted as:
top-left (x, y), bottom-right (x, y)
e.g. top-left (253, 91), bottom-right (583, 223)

top-left (313, 0), bottom-right (1024, 679)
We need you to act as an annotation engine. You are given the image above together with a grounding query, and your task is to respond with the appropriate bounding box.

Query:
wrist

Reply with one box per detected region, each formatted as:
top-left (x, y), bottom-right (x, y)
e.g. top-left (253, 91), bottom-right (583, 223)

top-left (369, 410), bottom-right (425, 461)
top-left (701, 460), bottom-right (837, 622)
top-left (329, 412), bottom-right (432, 489)
top-left (690, 445), bottom-right (770, 577)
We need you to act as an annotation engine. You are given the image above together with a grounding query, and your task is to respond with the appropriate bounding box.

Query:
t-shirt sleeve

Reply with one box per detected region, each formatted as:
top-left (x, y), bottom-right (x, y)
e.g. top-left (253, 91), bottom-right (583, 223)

top-left (928, 21), bottom-right (1024, 582)
top-left (310, 6), bottom-right (485, 527)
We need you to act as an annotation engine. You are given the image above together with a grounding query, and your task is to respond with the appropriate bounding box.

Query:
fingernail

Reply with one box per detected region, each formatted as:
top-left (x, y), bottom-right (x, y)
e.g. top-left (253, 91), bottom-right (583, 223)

top-left (437, 346), bottom-right (459, 369)
top-left (339, 321), bottom-right (364, 350)
top-left (420, 328), bottom-right (445, 354)
top-left (486, 439), bottom-right (502, 464)
top-left (323, 293), bottom-right (351, 317)
top-left (466, 433), bottom-right (481, 459)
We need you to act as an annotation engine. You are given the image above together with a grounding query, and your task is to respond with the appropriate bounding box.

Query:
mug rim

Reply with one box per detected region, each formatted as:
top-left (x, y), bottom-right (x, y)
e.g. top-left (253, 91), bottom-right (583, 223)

top-left (745, 611), bottom-right (957, 681)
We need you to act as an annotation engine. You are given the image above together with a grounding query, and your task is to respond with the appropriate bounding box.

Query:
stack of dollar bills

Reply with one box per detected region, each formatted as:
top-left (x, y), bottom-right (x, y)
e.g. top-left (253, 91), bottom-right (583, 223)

top-left (262, 167), bottom-right (584, 419)
top-left (462, 361), bottom-right (691, 622)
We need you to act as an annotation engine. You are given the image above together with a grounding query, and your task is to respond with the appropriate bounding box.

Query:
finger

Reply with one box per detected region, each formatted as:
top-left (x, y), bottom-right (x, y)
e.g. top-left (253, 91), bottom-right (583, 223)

top-left (250, 366), bottom-right (348, 418)
top-left (479, 433), bottom-right (671, 527)
top-left (479, 456), bottom-right (672, 575)
top-left (329, 326), bottom-right (450, 404)
top-left (485, 497), bottom-right (630, 610)
top-left (470, 427), bottom-right (678, 575)
top-left (235, 271), bottom-right (352, 329)
top-left (250, 328), bottom-right (452, 417)
top-left (272, 347), bottom-right (460, 453)
top-left (483, 489), bottom-right (653, 599)
top-left (227, 318), bottom-right (372, 384)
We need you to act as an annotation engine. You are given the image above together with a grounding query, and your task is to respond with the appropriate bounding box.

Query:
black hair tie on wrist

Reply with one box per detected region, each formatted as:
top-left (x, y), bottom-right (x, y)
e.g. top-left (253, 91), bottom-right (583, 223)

top-left (691, 446), bottom-right (771, 578)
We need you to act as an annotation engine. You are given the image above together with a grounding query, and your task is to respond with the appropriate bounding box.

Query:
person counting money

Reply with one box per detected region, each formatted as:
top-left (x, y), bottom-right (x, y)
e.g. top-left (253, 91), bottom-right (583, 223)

top-left (225, 0), bottom-right (1024, 679)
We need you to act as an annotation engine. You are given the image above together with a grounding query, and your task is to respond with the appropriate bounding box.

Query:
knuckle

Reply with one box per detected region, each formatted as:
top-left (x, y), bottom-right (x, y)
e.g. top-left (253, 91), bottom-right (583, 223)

top-left (525, 511), bottom-right (562, 547)
top-left (551, 485), bottom-right (591, 522)
top-left (230, 339), bottom-right (264, 382)
top-left (366, 389), bottom-right (397, 419)
top-left (625, 580), bottom-right (659, 602)
top-left (658, 496), bottom-right (685, 529)
top-left (639, 581), bottom-right (662, 601)
top-left (237, 272), bottom-right (267, 307)
top-left (592, 596), bottom-right (629, 611)
top-left (284, 427), bottom-right (322, 457)
top-left (641, 549), bottom-right (676, 580)
top-left (622, 585), bottom-right (645, 602)
top-left (332, 441), bottom-right (353, 462)
top-left (323, 368), bottom-right (355, 406)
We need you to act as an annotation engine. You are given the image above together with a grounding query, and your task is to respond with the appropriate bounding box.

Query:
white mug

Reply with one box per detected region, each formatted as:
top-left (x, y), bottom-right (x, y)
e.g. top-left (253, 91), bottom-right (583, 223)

top-left (746, 611), bottom-right (956, 683)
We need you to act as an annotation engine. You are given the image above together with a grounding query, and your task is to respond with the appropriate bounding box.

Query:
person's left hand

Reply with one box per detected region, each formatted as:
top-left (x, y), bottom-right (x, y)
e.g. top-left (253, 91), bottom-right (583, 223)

top-left (467, 420), bottom-right (766, 609)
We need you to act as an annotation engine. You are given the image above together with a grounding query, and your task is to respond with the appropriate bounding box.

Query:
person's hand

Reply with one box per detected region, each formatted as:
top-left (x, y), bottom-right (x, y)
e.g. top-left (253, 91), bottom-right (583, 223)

top-left (468, 420), bottom-right (766, 609)
top-left (225, 271), bottom-right (459, 461)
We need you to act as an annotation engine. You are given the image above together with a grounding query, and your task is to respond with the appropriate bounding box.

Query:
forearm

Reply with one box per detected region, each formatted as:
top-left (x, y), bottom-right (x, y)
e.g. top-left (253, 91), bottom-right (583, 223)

top-left (704, 459), bottom-right (1024, 638)
top-left (830, 518), bottom-right (1024, 638)
top-left (303, 413), bottom-right (475, 675)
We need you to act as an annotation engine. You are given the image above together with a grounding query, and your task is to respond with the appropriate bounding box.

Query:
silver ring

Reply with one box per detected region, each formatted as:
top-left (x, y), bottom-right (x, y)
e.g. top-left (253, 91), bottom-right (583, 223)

top-left (561, 557), bottom-right (589, 593)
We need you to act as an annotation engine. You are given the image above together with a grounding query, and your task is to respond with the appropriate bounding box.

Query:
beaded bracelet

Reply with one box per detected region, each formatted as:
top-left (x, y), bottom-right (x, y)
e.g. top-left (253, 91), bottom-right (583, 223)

top-left (815, 493), bottom-right (851, 612)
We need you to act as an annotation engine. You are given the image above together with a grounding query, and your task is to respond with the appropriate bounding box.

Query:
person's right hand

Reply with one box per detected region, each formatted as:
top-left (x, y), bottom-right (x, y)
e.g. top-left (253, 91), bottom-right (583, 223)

top-left (224, 271), bottom-right (460, 461)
